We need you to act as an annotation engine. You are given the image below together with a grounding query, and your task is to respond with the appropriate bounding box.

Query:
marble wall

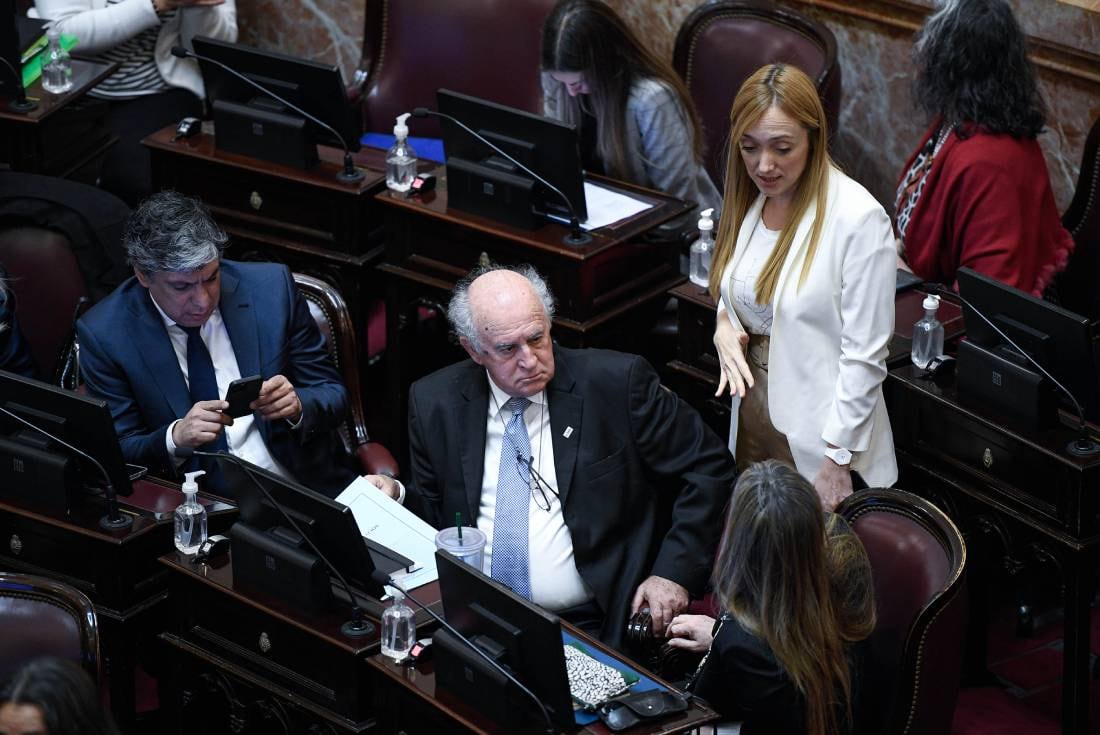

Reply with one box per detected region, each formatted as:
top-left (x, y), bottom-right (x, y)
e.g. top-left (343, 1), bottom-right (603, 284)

top-left (240, 0), bottom-right (1100, 211)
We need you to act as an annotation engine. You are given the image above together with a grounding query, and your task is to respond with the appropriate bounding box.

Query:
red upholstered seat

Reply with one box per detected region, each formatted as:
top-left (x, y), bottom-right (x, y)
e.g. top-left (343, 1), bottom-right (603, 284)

top-left (356, 0), bottom-right (557, 138)
top-left (673, 0), bottom-right (841, 186)
top-left (837, 487), bottom-right (968, 735)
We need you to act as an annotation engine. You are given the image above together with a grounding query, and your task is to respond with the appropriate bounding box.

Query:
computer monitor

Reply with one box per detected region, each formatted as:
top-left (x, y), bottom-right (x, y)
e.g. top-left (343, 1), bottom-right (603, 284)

top-left (956, 267), bottom-right (1100, 424)
top-left (434, 548), bottom-right (575, 732)
top-left (437, 89), bottom-right (587, 231)
top-left (0, 370), bottom-right (134, 508)
top-left (192, 36), bottom-right (361, 169)
top-left (229, 461), bottom-right (393, 605)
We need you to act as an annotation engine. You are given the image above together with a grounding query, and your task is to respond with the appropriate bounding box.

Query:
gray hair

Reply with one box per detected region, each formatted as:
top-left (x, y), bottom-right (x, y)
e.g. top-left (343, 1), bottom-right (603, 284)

top-left (124, 191), bottom-right (228, 276)
top-left (448, 263), bottom-right (556, 353)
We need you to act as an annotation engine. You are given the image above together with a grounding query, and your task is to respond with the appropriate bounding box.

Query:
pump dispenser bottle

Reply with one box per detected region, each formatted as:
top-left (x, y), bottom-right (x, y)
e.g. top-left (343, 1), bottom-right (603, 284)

top-left (911, 294), bottom-right (945, 370)
top-left (689, 208), bottom-right (716, 287)
top-left (386, 113), bottom-right (418, 192)
top-left (174, 470), bottom-right (208, 554)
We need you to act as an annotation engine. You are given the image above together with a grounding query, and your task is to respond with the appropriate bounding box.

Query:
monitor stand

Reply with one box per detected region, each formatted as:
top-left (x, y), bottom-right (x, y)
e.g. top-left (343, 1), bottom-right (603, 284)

top-left (212, 98), bottom-right (319, 170)
top-left (446, 156), bottom-right (538, 230)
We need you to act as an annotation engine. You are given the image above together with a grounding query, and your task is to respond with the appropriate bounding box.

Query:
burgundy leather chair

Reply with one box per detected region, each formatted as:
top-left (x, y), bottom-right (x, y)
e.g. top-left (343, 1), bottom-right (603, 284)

top-left (356, 0), bottom-right (557, 138)
top-left (0, 225), bottom-right (88, 383)
top-left (672, 0), bottom-right (841, 187)
top-left (1049, 115), bottom-right (1100, 319)
top-left (0, 572), bottom-right (100, 684)
top-left (292, 273), bottom-right (398, 478)
top-left (837, 488), bottom-right (968, 735)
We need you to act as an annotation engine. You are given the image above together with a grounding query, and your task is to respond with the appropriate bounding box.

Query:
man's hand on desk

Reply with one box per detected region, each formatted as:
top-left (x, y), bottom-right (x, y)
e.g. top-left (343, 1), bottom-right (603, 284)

top-left (631, 575), bottom-right (689, 637)
top-left (364, 474), bottom-right (402, 501)
top-left (172, 400), bottom-right (232, 448)
top-left (251, 375), bottom-right (303, 424)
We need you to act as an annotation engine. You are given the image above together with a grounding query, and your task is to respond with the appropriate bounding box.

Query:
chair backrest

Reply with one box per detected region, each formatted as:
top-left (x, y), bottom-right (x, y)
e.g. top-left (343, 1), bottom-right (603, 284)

top-left (0, 572), bottom-right (99, 683)
top-left (0, 226), bottom-right (88, 381)
top-left (837, 488), bottom-right (967, 735)
top-left (672, 0), bottom-right (841, 186)
top-left (359, 0), bottom-right (557, 138)
top-left (1052, 115), bottom-right (1100, 319)
top-left (292, 273), bottom-right (367, 454)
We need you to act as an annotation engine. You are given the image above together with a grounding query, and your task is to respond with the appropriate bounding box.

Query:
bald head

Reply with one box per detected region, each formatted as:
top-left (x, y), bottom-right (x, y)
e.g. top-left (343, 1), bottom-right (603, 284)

top-left (448, 265), bottom-right (557, 397)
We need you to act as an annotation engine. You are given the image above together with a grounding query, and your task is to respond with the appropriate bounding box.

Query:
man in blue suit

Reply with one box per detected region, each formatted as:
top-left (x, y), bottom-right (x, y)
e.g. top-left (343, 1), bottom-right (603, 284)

top-left (77, 192), bottom-right (356, 497)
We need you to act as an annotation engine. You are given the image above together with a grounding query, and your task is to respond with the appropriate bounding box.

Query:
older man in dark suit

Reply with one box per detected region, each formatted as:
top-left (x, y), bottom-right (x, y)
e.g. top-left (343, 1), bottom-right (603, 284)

top-left (374, 265), bottom-right (736, 650)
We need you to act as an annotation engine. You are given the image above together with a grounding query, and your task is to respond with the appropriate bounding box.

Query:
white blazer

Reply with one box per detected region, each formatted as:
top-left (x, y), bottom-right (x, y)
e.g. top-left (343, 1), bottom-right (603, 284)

top-left (719, 166), bottom-right (898, 487)
top-left (31, 0), bottom-right (238, 99)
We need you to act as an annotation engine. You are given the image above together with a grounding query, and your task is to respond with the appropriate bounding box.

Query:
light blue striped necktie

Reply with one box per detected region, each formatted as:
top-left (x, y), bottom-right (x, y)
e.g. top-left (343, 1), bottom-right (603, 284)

top-left (491, 396), bottom-right (532, 599)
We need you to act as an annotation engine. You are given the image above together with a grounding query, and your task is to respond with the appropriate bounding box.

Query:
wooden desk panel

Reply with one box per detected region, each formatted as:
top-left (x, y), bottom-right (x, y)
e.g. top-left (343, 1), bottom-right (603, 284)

top-left (369, 629), bottom-right (718, 735)
top-left (0, 478), bottom-right (235, 733)
top-left (0, 58), bottom-right (117, 178)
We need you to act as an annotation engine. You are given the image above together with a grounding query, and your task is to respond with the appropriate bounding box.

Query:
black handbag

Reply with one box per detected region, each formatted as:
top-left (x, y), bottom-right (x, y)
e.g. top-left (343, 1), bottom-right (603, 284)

top-left (596, 689), bottom-right (690, 731)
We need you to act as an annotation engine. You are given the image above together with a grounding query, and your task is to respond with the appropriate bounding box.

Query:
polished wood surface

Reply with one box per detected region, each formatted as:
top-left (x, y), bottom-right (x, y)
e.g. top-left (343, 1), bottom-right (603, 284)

top-left (0, 477), bottom-right (234, 733)
top-left (368, 621), bottom-right (717, 735)
top-left (157, 551), bottom-right (442, 734)
top-left (886, 364), bottom-right (1100, 735)
top-left (0, 58), bottom-right (118, 177)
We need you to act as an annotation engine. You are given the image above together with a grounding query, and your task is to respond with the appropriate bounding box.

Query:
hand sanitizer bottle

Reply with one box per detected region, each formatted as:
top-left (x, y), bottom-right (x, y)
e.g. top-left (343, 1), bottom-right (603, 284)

top-left (688, 208), bottom-right (716, 287)
top-left (386, 113), bottom-right (417, 193)
top-left (41, 26), bottom-right (73, 94)
top-left (174, 470), bottom-right (208, 554)
top-left (911, 294), bottom-right (945, 370)
top-left (381, 585), bottom-right (416, 663)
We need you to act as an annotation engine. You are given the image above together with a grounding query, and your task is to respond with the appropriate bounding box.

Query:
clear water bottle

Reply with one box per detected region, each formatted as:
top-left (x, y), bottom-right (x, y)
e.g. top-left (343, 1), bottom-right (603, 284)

top-left (688, 207), bottom-right (716, 287)
top-left (911, 294), bottom-right (945, 370)
top-left (41, 27), bottom-right (73, 94)
top-left (386, 113), bottom-right (417, 193)
top-left (173, 470), bottom-right (208, 554)
top-left (381, 586), bottom-right (416, 663)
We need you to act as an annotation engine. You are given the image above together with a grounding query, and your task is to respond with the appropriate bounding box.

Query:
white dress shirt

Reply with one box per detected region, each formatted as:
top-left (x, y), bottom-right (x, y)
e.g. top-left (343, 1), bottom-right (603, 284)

top-left (727, 217), bottom-right (778, 336)
top-left (150, 295), bottom-right (294, 481)
top-left (478, 376), bottom-right (593, 611)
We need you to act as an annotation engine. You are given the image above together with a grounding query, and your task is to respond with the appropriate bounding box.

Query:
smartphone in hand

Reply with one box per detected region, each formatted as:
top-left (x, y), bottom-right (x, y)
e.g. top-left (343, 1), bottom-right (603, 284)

top-left (224, 375), bottom-right (263, 418)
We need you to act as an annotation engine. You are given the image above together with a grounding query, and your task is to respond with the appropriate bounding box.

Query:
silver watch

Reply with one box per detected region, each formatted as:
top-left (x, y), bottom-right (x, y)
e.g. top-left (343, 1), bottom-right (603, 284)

top-left (824, 446), bottom-right (852, 466)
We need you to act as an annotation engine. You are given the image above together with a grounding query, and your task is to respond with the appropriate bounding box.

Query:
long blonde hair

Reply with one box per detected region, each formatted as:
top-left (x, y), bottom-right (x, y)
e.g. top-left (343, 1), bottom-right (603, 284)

top-left (708, 64), bottom-right (833, 304)
top-left (713, 460), bottom-right (875, 735)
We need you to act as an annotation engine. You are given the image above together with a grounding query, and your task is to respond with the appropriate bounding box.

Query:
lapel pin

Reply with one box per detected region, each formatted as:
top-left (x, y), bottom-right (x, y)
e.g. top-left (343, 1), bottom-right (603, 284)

top-left (563, 426), bottom-right (573, 438)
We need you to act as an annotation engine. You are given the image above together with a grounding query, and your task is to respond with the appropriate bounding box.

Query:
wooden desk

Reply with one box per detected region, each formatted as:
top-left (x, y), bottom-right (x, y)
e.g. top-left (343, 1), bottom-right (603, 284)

top-left (156, 551), bottom-right (441, 734)
top-left (145, 126), bottom-right (388, 349)
top-left (886, 365), bottom-right (1100, 735)
top-left (368, 628), bottom-right (716, 735)
top-left (0, 58), bottom-right (117, 178)
top-left (0, 478), bottom-right (234, 733)
top-left (377, 172), bottom-right (692, 455)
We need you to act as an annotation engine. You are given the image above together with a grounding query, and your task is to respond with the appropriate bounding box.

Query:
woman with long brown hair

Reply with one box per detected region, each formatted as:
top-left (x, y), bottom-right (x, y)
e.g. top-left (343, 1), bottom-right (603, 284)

top-left (540, 0), bottom-right (720, 226)
top-left (668, 460), bottom-right (875, 735)
top-left (709, 64), bottom-right (896, 510)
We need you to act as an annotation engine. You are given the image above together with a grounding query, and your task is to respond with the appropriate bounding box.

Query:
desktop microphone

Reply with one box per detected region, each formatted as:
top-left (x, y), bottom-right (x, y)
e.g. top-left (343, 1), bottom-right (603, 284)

top-left (174, 446), bottom-right (375, 637)
top-left (0, 403), bottom-right (131, 529)
top-left (369, 569), bottom-right (557, 735)
top-left (169, 45), bottom-right (365, 184)
top-left (926, 282), bottom-right (1100, 457)
top-left (0, 55), bottom-right (36, 113)
top-left (411, 106), bottom-right (592, 248)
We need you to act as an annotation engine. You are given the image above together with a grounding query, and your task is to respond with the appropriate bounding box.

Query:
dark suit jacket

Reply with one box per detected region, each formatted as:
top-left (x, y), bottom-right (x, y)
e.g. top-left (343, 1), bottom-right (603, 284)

top-left (407, 346), bottom-right (737, 649)
top-left (76, 260), bottom-right (355, 497)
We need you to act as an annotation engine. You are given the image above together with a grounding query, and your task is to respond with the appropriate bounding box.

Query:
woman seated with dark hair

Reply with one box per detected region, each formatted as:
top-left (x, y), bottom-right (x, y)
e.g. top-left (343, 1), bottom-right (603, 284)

top-left (0, 658), bottom-right (120, 735)
top-left (895, 0), bottom-right (1073, 297)
top-left (540, 0), bottom-right (721, 227)
top-left (667, 460), bottom-right (875, 735)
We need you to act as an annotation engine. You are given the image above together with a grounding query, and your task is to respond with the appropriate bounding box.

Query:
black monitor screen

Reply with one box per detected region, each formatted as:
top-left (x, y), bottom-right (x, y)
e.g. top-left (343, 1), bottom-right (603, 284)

top-left (435, 549), bottom-right (574, 732)
top-left (229, 462), bottom-right (383, 598)
top-left (192, 36), bottom-right (360, 152)
top-left (957, 267), bottom-right (1100, 421)
top-left (437, 88), bottom-right (587, 223)
top-left (0, 369), bottom-right (132, 496)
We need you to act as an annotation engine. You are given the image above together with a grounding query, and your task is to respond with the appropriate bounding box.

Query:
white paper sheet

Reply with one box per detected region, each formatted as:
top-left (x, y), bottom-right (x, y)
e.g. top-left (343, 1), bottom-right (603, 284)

top-left (549, 181), bottom-right (654, 231)
top-left (336, 476), bottom-right (440, 590)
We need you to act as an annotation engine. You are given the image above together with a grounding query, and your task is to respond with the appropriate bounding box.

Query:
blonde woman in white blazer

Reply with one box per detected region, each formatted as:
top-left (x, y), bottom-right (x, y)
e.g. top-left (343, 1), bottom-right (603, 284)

top-left (709, 64), bottom-right (897, 511)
